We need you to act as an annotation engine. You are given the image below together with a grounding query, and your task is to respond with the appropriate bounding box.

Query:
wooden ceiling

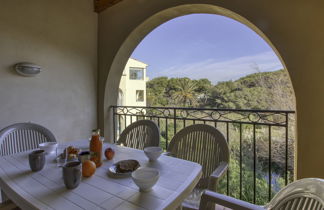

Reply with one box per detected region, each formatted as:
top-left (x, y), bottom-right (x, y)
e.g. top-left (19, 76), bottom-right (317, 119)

top-left (94, 0), bottom-right (124, 13)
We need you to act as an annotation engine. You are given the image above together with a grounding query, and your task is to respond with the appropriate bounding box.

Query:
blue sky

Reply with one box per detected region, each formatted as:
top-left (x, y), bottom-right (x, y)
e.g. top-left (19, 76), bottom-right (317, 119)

top-left (131, 14), bottom-right (283, 84)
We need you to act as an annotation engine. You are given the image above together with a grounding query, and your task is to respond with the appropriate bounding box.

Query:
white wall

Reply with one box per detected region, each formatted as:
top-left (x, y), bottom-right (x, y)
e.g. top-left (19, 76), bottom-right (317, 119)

top-left (121, 58), bottom-right (147, 107)
top-left (0, 0), bottom-right (98, 142)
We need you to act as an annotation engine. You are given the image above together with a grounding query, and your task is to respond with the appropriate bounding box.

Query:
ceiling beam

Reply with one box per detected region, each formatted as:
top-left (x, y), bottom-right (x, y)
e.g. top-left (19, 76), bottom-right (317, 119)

top-left (94, 0), bottom-right (124, 13)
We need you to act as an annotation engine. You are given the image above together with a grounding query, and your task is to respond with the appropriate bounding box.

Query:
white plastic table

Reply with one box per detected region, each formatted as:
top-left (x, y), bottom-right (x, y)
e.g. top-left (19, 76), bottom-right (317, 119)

top-left (0, 140), bottom-right (202, 210)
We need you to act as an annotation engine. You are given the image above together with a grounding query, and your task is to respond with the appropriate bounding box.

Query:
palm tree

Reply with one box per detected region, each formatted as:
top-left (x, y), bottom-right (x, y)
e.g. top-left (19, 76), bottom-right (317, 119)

top-left (172, 78), bottom-right (198, 107)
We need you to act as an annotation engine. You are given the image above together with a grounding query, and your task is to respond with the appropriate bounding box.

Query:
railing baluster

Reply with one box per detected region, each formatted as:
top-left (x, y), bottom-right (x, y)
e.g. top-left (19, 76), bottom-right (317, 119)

top-left (239, 123), bottom-right (242, 200)
top-left (113, 107), bottom-right (116, 142)
top-left (124, 114), bottom-right (127, 130)
top-left (253, 123), bottom-right (256, 204)
top-left (268, 125), bottom-right (272, 201)
top-left (174, 108), bottom-right (177, 135)
top-left (118, 115), bottom-right (121, 137)
top-left (165, 118), bottom-right (169, 150)
top-left (285, 113), bottom-right (289, 185)
top-left (226, 122), bottom-right (230, 195)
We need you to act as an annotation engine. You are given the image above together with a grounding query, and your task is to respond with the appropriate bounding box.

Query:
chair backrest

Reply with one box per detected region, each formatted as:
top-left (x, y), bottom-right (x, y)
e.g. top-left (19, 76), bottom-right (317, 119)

top-left (0, 122), bottom-right (56, 156)
top-left (167, 124), bottom-right (229, 184)
top-left (116, 120), bottom-right (160, 150)
top-left (265, 178), bottom-right (324, 209)
top-left (199, 178), bottom-right (324, 210)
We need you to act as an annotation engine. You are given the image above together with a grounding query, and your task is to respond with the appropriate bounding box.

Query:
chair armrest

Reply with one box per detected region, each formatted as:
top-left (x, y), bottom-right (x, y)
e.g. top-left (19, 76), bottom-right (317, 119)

top-left (208, 161), bottom-right (228, 191)
top-left (199, 190), bottom-right (264, 210)
top-left (162, 152), bottom-right (175, 157)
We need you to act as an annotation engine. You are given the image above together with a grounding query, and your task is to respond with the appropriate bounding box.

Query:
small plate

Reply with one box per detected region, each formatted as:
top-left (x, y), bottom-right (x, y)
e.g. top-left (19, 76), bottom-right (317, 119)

top-left (108, 164), bottom-right (132, 178)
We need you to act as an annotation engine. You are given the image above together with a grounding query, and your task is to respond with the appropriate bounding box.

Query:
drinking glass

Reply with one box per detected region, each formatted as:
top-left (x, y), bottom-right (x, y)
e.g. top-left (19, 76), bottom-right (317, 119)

top-left (56, 144), bottom-right (67, 167)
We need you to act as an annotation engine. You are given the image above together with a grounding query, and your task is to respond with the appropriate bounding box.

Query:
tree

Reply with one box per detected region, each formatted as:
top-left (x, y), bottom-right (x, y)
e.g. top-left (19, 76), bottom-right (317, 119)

top-left (146, 77), bottom-right (169, 106)
top-left (146, 70), bottom-right (295, 114)
top-left (172, 78), bottom-right (198, 107)
top-left (195, 79), bottom-right (212, 105)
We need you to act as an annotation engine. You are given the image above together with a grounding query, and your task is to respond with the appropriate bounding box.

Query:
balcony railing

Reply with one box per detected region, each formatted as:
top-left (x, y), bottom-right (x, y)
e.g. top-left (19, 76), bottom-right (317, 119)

top-left (110, 105), bottom-right (295, 205)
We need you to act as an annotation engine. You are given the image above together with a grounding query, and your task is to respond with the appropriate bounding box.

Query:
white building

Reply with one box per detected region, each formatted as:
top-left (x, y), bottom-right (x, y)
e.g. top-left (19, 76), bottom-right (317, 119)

top-left (118, 58), bottom-right (148, 107)
top-left (117, 58), bottom-right (148, 132)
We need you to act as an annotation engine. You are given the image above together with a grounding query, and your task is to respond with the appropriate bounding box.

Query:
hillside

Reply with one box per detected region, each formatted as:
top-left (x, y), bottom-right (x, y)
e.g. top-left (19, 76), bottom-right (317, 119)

top-left (147, 69), bottom-right (295, 110)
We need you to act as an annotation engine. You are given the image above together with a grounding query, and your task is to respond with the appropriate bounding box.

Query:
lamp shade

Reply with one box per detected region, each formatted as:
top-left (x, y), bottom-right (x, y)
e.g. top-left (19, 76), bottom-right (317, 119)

top-left (15, 62), bottom-right (41, 77)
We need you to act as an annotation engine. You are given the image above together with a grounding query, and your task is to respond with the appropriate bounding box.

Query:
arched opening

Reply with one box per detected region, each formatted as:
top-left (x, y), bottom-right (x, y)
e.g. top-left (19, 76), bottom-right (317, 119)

top-left (103, 4), bottom-right (295, 138)
top-left (102, 4), bottom-right (296, 204)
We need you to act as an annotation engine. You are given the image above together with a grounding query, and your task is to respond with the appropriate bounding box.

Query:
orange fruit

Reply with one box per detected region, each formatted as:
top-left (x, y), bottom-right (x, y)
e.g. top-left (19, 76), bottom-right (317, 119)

top-left (82, 160), bottom-right (96, 177)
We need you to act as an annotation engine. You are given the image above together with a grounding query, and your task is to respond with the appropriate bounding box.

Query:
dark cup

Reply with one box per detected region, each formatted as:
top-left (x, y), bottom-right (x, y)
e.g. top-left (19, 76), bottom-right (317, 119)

top-left (63, 161), bottom-right (81, 189)
top-left (29, 150), bottom-right (46, 172)
top-left (78, 151), bottom-right (90, 163)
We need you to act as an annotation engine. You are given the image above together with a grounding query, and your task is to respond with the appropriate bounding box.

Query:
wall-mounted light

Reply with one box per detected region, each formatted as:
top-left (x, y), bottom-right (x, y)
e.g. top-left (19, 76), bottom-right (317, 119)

top-left (15, 62), bottom-right (41, 77)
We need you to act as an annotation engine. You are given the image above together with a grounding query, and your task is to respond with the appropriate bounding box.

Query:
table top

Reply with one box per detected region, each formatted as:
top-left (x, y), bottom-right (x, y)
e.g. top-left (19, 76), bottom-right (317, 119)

top-left (0, 140), bottom-right (202, 210)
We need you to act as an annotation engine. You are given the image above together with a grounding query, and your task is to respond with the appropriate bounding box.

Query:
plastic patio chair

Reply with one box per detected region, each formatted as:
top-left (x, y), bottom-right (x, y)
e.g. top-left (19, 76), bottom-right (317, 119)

top-left (116, 120), bottom-right (160, 150)
top-left (167, 124), bottom-right (229, 209)
top-left (0, 122), bottom-right (56, 156)
top-left (199, 178), bottom-right (324, 210)
top-left (0, 122), bottom-right (56, 204)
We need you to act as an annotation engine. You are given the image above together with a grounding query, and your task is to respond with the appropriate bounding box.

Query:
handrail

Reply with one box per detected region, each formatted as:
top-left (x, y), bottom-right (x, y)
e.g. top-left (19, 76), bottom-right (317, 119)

top-left (112, 105), bottom-right (295, 114)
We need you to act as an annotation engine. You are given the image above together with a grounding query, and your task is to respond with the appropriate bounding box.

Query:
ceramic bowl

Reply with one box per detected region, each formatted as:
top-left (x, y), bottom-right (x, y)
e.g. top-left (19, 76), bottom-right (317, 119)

top-left (144, 147), bottom-right (163, 161)
top-left (39, 142), bottom-right (58, 155)
top-left (131, 167), bottom-right (159, 192)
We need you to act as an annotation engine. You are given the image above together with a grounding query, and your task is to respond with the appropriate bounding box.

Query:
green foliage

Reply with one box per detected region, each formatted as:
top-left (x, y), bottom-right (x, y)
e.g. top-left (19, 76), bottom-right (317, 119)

top-left (207, 70), bottom-right (294, 110)
top-left (172, 78), bottom-right (198, 107)
top-left (146, 77), bottom-right (213, 107)
top-left (147, 69), bottom-right (294, 110)
top-left (146, 77), bottom-right (169, 106)
top-left (145, 69), bottom-right (295, 205)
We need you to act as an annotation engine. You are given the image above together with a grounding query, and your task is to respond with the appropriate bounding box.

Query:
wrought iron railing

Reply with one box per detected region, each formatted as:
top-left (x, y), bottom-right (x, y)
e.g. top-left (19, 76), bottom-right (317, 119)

top-left (110, 105), bottom-right (295, 204)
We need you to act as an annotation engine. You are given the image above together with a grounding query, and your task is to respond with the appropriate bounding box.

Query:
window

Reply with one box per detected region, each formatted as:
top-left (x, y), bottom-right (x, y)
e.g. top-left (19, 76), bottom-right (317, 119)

top-left (136, 90), bottom-right (144, 102)
top-left (129, 67), bottom-right (144, 80)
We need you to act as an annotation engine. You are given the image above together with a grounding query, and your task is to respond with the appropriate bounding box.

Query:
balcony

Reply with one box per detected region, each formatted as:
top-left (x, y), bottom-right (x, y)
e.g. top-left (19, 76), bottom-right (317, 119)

top-left (111, 105), bottom-right (295, 205)
top-left (1, 0), bottom-right (324, 209)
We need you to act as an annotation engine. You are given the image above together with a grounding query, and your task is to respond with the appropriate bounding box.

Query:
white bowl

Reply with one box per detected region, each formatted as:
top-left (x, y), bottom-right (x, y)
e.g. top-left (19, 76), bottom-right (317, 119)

top-left (144, 147), bottom-right (163, 161)
top-left (39, 142), bottom-right (58, 154)
top-left (131, 167), bottom-right (159, 192)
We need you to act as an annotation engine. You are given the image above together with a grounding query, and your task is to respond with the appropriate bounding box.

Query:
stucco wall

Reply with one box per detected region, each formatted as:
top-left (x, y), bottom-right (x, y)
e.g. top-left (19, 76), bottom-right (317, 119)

top-left (0, 0), bottom-right (98, 142)
top-left (98, 0), bottom-right (324, 178)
